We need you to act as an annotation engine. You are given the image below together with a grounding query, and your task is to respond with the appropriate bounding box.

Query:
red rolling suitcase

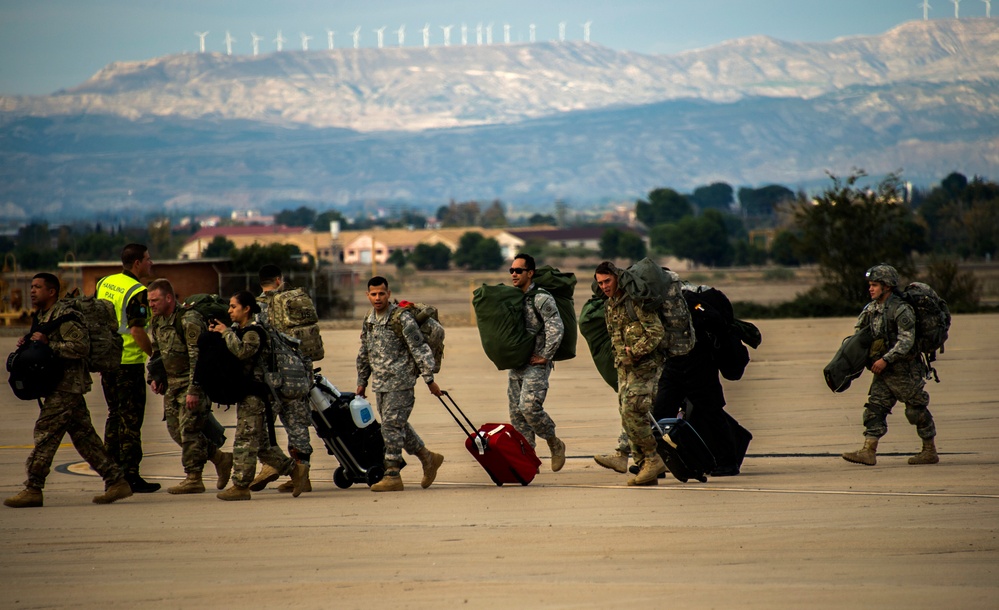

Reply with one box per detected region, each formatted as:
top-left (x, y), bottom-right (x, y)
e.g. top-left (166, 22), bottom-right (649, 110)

top-left (438, 391), bottom-right (541, 486)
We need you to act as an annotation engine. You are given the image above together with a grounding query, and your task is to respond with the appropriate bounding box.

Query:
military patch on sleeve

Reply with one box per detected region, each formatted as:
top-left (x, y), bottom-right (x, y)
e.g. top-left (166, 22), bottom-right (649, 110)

top-left (185, 323), bottom-right (201, 343)
top-left (540, 297), bottom-right (558, 318)
top-left (898, 310), bottom-right (915, 329)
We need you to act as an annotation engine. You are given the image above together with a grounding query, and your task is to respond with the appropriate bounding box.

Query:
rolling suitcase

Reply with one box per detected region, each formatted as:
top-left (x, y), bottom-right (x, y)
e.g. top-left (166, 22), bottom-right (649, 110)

top-left (437, 391), bottom-right (541, 486)
top-left (652, 414), bottom-right (716, 483)
top-left (308, 372), bottom-right (391, 488)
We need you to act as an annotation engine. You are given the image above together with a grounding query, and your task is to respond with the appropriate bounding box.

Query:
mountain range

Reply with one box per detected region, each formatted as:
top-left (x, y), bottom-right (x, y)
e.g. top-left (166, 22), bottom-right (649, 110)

top-left (0, 18), bottom-right (997, 221)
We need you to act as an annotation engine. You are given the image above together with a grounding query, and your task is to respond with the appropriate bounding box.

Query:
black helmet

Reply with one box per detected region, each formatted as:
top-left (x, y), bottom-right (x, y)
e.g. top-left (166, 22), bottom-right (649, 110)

top-left (865, 264), bottom-right (899, 288)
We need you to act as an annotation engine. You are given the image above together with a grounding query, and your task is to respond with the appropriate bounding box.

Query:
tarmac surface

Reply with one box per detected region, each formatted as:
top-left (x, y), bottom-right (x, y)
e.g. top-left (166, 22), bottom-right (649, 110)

top-left (1, 315), bottom-right (997, 609)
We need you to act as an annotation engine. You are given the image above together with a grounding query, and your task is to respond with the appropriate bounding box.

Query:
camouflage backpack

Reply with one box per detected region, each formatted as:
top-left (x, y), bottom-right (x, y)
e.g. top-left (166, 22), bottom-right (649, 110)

top-left (898, 282), bottom-right (952, 381)
top-left (618, 258), bottom-right (696, 358)
top-left (266, 287), bottom-right (324, 362)
top-left (259, 323), bottom-right (312, 401)
top-left (390, 301), bottom-right (445, 374)
top-left (57, 291), bottom-right (123, 374)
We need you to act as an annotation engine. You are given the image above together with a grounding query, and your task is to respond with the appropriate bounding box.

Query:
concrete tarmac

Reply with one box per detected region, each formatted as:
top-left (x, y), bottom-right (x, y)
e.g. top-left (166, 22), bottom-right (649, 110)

top-left (1, 315), bottom-right (997, 609)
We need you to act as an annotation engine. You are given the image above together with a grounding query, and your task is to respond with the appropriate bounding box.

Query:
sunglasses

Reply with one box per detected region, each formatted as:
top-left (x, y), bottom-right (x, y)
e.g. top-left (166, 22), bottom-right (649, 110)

top-left (509, 267), bottom-right (529, 274)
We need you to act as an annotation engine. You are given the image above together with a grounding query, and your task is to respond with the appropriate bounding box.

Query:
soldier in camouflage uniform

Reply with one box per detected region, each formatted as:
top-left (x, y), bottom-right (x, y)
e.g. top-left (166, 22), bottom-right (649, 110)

top-left (506, 253), bottom-right (567, 472)
top-left (356, 276), bottom-right (444, 492)
top-left (594, 262), bottom-right (668, 486)
top-left (147, 279), bottom-right (233, 494)
top-left (842, 264), bottom-right (939, 466)
top-left (210, 291), bottom-right (307, 501)
top-left (4, 273), bottom-right (133, 508)
top-left (248, 264), bottom-right (315, 494)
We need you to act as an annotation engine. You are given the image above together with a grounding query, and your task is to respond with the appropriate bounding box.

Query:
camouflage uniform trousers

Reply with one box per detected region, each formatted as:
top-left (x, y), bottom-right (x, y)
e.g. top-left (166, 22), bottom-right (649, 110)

top-left (863, 358), bottom-right (936, 440)
top-left (24, 391), bottom-right (124, 490)
top-left (163, 377), bottom-right (217, 474)
top-left (507, 362), bottom-right (557, 447)
top-left (232, 395), bottom-right (293, 488)
top-left (100, 363), bottom-right (147, 477)
top-left (374, 389), bottom-right (425, 468)
top-left (272, 396), bottom-right (313, 462)
top-left (616, 359), bottom-right (664, 464)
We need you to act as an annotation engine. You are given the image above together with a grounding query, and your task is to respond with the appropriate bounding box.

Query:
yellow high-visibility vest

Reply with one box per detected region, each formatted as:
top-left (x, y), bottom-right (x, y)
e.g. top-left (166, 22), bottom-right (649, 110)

top-left (96, 272), bottom-right (148, 365)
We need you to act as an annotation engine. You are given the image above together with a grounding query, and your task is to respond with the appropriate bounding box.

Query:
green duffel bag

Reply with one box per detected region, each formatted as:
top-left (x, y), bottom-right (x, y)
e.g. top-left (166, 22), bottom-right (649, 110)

top-left (823, 325), bottom-right (874, 393)
top-left (578, 294), bottom-right (618, 391)
top-left (530, 265), bottom-right (578, 362)
top-left (473, 283), bottom-right (535, 370)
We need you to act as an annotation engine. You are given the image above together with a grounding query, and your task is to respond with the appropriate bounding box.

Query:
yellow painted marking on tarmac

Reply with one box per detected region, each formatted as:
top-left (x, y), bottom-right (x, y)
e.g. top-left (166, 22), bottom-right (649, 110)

top-left (0, 443), bottom-right (74, 450)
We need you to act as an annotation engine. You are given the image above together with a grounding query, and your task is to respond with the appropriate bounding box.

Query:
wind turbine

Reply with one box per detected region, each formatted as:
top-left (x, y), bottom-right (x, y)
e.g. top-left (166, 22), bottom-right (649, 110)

top-left (300, 32), bottom-right (312, 51)
top-left (503, 24), bottom-right (510, 44)
top-left (422, 23), bottom-right (430, 48)
top-left (274, 30), bottom-right (286, 52)
top-left (582, 21), bottom-right (592, 43)
top-left (224, 30), bottom-right (235, 56)
top-left (251, 32), bottom-right (262, 56)
top-left (195, 31), bottom-right (209, 53)
top-left (327, 29), bottom-right (336, 50)
top-left (476, 23), bottom-right (483, 45)
top-left (984, 0), bottom-right (992, 18)
top-left (440, 24), bottom-right (453, 46)
top-left (486, 22), bottom-right (494, 45)
top-left (374, 26), bottom-right (386, 48)
top-left (396, 25), bottom-right (405, 46)
top-left (558, 21), bottom-right (566, 42)
top-left (529, 23), bottom-right (536, 43)
top-left (351, 26), bottom-right (361, 49)
top-left (952, 0), bottom-right (961, 16)
top-left (460, 23), bottom-right (468, 46)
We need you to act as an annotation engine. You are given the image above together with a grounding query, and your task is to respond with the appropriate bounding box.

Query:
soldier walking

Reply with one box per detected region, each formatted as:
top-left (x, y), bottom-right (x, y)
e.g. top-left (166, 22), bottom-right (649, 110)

top-left (356, 276), bottom-right (444, 492)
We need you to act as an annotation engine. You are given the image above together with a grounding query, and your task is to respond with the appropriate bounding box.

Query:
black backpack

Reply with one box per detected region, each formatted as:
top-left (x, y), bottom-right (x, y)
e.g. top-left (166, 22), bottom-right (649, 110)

top-left (682, 286), bottom-right (762, 381)
top-left (193, 326), bottom-right (262, 405)
top-left (7, 340), bottom-right (63, 401)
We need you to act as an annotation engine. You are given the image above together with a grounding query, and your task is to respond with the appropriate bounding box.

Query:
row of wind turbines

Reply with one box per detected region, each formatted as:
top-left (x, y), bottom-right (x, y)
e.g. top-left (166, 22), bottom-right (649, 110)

top-left (195, 22), bottom-right (594, 56)
top-left (920, 0), bottom-right (994, 20)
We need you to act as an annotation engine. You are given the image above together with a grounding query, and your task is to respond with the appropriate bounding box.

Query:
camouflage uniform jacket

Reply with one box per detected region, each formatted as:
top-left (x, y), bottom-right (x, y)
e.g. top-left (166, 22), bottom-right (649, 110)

top-left (524, 283), bottom-right (564, 362)
top-left (35, 301), bottom-right (91, 394)
top-left (149, 308), bottom-right (206, 393)
top-left (221, 325), bottom-right (268, 382)
top-left (256, 284), bottom-right (285, 325)
top-left (854, 292), bottom-right (917, 364)
top-left (357, 303), bottom-right (435, 392)
top-left (605, 290), bottom-right (666, 369)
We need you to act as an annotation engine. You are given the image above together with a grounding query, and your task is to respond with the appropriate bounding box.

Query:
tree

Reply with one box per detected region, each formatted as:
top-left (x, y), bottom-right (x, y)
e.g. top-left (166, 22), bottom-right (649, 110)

top-left (635, 188), bottom-right (692, 227)
top-left (453, 232), bottom-right (504, 270)
top-left (437, 201), bottom-right (482, 227)
top-left (275, 206), bottom-right (317, 227)
top-left (480, 201), bottom-right (508, 228)
top-left (662, 210), bottom-right (734, 267)
top-left (689, 182), bottom-right (734, 212)
top-left (410, 243), bottom-right (451, 270)
top-left (769, 230), bottom-right (802, 266)
top-left (527, 213), bottom-right (556, 226)
top-left (792, 171), bottom-right (928, 303)
top-left (738, 184), bottom-right (795, 217)
top-left (918, 173), bottom-right (999, 259)
top-left (312, 209), bottom-right (345, 232)
top-left (388, 249), bottom-right (408, 270)
top-left (230, 243), bottom-right (308, 273)
top-left (203, 236), bottom-right (236, 258)
top-left (599, 228), bottom-right (647, 261)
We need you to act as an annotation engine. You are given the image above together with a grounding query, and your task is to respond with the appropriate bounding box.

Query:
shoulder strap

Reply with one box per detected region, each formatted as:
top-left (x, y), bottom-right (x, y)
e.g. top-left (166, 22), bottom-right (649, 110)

top-left (624, 299), bottom-right (638, 322)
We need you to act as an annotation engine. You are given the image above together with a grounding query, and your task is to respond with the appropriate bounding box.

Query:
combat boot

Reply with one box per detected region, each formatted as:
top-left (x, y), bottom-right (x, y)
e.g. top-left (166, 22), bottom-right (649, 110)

top-left (248, 464), bottom-right (281, 492)
top-left (842, 437), bottom-right (878, 466)
top-left (216, 485), bottom-right (251, 501)
top-left (628, 455), bottom-right (667, 486)
top-left (93, 478), bottom-right (134, 504)
top-left (126, 473), bottom-right (161, 493)
top-left (290, 462), bottom-right (309, 498)
top-left (547, 436), bottom-right (566, 472)
top-left (416, 447), bottom-right (445, 489)
top-left (167, 472), bottom-right (206, 495)
top-left (4, 487), bottom-right (43, 508)
top-left (594, 452), bottom-right (629, 474)
top-left (908, 438), bottom-right (939, 465)
top-left (209, 449), bottom-right (234, 490)
top-left (371, 470), bottom-right (404, 492)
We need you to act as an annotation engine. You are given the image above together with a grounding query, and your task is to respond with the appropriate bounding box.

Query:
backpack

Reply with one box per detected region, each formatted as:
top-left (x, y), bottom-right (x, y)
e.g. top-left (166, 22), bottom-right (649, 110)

top-left (618, 258), bottom-right (696, 358)
top-left (682, 285), bottom-right (762, 381)
top-left (823, 325), bottom-right (874, 393)
top-left (267, 287), bottom-right (325, 362)
top-left (578, 294), bottom-right (618, 391)
top-left (193, 330), bottom-right (254, 405)
top-left (179, 293), bottom-right (231, 328)
top-left (528, 265), bottom-right (577, 362)
top-left (55, 292), bottom-right (123, 374)
top-left (390, 301), bottom-right (445, 374)
top-left (473, 284), bottom-right (537, 370)
top-left (898, 282), bottom-right (952, 382)
top-left (7, 339), bottom-right (63, 401)
top-left (259, 323), bottom-right (313, 401)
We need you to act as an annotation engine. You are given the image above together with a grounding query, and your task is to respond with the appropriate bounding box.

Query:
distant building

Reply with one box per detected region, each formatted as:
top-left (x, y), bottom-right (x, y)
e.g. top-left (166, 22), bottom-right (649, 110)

top-left (507, 226), bottom-right (648, 251)
top-left (58, 258), bottom-right (233, 301)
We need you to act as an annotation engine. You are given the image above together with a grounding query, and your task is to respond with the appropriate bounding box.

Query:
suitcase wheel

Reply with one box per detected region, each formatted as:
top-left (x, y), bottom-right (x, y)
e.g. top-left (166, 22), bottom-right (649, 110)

top-left (332, 466), bottom-right (353, 489)
top-left (365, 464), bottom-right (385, 487)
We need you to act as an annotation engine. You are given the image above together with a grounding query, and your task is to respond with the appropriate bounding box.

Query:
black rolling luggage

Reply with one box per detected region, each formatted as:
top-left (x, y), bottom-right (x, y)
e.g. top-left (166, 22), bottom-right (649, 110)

top-left (652, 414), bottom-right (716, 483)
top-left (308, 372), bottom-right (392, 489)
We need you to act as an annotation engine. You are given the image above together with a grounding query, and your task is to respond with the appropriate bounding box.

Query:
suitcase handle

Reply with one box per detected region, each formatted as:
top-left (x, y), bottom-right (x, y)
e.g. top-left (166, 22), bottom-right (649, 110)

top-left (437, 391), bottom-right (476, 437)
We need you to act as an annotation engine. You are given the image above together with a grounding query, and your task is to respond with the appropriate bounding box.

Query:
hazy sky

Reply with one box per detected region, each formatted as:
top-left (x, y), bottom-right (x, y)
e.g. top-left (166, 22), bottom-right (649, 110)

top-left (0, 0), bottom-right (986, 95)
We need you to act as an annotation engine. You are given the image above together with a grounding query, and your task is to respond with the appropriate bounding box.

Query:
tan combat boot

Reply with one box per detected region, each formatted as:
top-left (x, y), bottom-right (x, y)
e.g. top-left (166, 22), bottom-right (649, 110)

top-left (4, 487), bottom-right (43, 508)
top-left (908, 438), bottom-right (939, 465)
top-left (371, 470), bottom-right (404, 492)
top-left (216, 485), bottom-right (251, 501)
top-left (93, 478), bottom-right (134, 504)
top-left (167, 472), bottom-right (206, 495)
top-left (417, 447), bottom-right (445, 489)
top-left (547, 437), bottom-right (566, 472)
top-left (842, 437), bottom-right (878, 466)
top-left (290, 462), bottom-right (310, 498)
top-left (210, 450), bottom-right (234, 490)
top-left (248, 464), bottom-right (281, 492)
top-left (628, 455), bottom-right (667, 486)
top-left (594, 452), bottom-right (629, 474)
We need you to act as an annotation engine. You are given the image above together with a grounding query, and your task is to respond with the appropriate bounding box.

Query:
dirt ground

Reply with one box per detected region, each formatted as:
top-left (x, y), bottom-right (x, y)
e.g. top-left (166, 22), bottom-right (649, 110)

top-left (1, 313), bottom-right (997, 609)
